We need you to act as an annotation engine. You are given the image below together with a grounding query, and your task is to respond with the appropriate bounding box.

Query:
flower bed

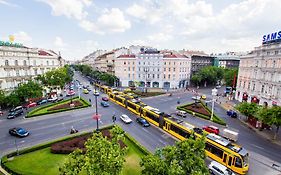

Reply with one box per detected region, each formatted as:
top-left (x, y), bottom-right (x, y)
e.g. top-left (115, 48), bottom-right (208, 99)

top-left (48, 100), bottom-right (83, 111)
top-left (184, 103), bottom-right (210, 117)
top-left (51, 129), bottom-right (126, 154)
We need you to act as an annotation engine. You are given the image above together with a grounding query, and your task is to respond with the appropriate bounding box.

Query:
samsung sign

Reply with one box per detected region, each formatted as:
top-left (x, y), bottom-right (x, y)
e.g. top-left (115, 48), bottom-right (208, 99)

top-left (0, 40), bottom-right (23, 48)
top-left (262, 31), bottom-right (281, 44)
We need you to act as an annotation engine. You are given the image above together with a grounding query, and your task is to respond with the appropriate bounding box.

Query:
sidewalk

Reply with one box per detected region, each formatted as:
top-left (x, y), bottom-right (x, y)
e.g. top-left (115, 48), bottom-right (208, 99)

top-left (0, 166), bottom-right (9, 175)
top-left (218, 97), bottom-right (281, 147)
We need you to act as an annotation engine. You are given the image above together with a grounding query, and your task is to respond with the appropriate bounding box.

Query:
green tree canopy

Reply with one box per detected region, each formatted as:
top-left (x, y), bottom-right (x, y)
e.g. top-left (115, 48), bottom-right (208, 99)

top-left (258, 106), bottom-right (281, 140)
top-left (140, 136), bottom-right (208, 175)
top-left (224, 68), bottom-right (238, 87)
top-left (15, 81), bottom-right (43, 102)
top-left (0, 90), bottom-right (6, 108)
top-left (59, 126), bottom-right (127, 175)
top-left (235, 102), bottom-right (260, 118)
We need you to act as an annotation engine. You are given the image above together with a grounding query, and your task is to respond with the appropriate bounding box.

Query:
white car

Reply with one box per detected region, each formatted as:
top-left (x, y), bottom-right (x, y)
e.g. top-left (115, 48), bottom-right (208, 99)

top-left (120, 114), bottom-right (132, 124)
top-left (48, 96), bottom-right (58, 102)
top-left (93, 91), bottom-right (100, 96)
top-left (208, 161), bottom-right (236, 175)
top-left (192, 96), bottom-right (201, 101)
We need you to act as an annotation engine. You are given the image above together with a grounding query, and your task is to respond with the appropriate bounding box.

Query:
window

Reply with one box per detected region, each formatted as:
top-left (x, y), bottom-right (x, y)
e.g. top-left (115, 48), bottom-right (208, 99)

top-left (157, 74), bottom-right (159, 79)
top-left (158, 68), bottom-right (160, 71)
top-left (124, 62), bottom-right (126, 65)
top-left (273, 60), bottom-right (276, 68)
top-left (139, 74), bottom-right (141, 78)
top-left (133, 67), bottom-right (135, 71)
top-left (33, 60), bottom-right (36, 66)
top-left (248, 82), bottom-right (250, 90)
top-left (173, 68), bottom-right (176, 71)
top-left (164, 74), bottom-right (166, 79)
top-left (15, 60), bottom-right (18, 66)
top-left (261, 85), bottom-right (265, 93)
top-left (253, 83), bottom-right (256, 91)
top-left (174, 62), bottom-right (175, 65)
top-left (128, 67), bottom-right (130, 71)
top-left (170, 124), bottom-right (190, 138)
top-left (128, 62), bottom-right (130, 65)
top-left (164, 62), bottom-right (166, 65)
top-left (5, 60), bottom-right (9, 66)
top-left (169, 68), bottom-right (171, 71)
top-left (145, 111), bottom-right (159, 123)
top-left (52, 60), bottom-right (54, 65)
top-left (164, 68), bottom-right (166, 71)
top-left (205, 143), bottom-right (224, 158)
top-left (34, 69), bottom-right (38, 75)
top-left (169, 62), bottom-right (171, 65)
top-left (128, 74), bottom-right (130, 78)
top-left (168, 74), bottom-right (170, 79)
top-left (152, 74), bottom-right (155, 79)
top-left (24, 60), bottom-right (27, 66)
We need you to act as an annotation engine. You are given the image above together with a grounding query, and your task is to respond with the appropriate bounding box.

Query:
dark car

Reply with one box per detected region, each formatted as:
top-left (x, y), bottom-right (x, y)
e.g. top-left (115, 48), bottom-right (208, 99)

top-left (101, 101), bottom-right (109, 107)
top-left (9, 106), bottom-right (23, 112)
top-left (9, 127), bottom-right (29, 137)
top-left (37, 99), bottom-right (48, 105)
top-left (226, 110), bottom-right (238, 118)
top-left (102, 97), bottom-right (109, 101)
top-left (136, 117), bottom-right (150, 127)
top-left (7, 109), bottom-right (24, 119)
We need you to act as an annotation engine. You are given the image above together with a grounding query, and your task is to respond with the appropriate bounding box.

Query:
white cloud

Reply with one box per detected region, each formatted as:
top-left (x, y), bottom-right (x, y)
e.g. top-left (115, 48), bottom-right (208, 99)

top-left (13, 31), bottom-right (32, 45)
top-left (96, 8), bottom-right (131, 33)
top-left (148, 33), bottom-right (173, 42)
top-left (0, 0), bottom-right (18, 7)
top-left (54, 36), bottom-right (67, 48)
top-left (38, 0), bottom-right (92, 20)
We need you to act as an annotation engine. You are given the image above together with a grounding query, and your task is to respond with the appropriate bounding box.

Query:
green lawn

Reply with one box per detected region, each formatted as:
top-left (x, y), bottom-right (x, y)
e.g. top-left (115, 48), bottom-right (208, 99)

top-left (27, 97), bottom-right (90, 117)
top-left (4, 138), bottom-right (144, 175)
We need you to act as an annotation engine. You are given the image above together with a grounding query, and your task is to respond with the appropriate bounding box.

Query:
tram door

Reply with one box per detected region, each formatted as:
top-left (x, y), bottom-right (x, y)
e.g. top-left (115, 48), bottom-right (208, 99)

top-left (222, 153), bottom-right (227, 166)
top-left (164, 122), bottom-right (170, 132)
top-left (227, 155), bottom-right (233, 169)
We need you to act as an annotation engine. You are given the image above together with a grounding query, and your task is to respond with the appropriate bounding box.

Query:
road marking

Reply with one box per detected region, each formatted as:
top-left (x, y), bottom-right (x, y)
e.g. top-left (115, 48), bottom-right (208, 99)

top-left (158, 139), bottom-right (166, 145)
top-left (142, 128), bottom-right (149, 133)
top-left (250, 144), bottom-right (265, 150)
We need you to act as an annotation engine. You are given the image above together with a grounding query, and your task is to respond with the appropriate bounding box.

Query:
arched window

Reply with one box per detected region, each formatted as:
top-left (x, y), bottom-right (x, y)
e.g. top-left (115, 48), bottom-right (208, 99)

top-left (5, 60), bottom-right (9, 66)
top-left (15, 60), bottom-right (18, 66)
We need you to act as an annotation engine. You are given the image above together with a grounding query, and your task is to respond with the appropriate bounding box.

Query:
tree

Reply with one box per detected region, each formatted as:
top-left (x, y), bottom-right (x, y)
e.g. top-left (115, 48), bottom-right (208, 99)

top-left (224, 68), bottom-right (238, 87)
top-left (0, 90), bottom-right (6, 108)
top-left (258, 106), bottom-right (281, 140)
top-left (6, 92), bottom-right (21, 107)
top-left (235, 102), bottom-right (260, 118)
top-left (60, 126), bottom-right (127, 175)
top-left (191, 74), bottom-right (202, 86)
top-left (15, 81), bottom-right (43, 102)
top-left (140, 136), bottom-right (208, 175)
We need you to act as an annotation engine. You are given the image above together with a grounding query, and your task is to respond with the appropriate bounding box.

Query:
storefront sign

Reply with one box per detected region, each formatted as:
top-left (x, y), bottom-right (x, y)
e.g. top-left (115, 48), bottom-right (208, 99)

top-left (0, 40), bottom-right (23, 48)
top-left (262, 30), bottom-right (281, 44)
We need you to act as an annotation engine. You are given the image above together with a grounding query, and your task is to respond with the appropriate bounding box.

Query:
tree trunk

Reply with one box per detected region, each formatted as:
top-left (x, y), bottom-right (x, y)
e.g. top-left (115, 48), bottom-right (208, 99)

top-left (273, 125), bottom-right (279, 140)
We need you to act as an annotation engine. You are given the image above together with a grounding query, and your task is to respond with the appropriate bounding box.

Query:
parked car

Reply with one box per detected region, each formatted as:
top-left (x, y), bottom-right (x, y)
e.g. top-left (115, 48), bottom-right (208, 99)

top-left (83, 89), bottom-right (89, 94)
top-left (226, 110), bottom-right (238, 118)
top-left (201, 94), bottom-right (207, 100)
top-left (0, 110), bottom-right (3, 116)
top-left (9, 127), bottom-right (30, 137)
top-left (101, 101), bottom-right (109, 107)
top-left (136, 117), bottom-right (150, 127)
top-left (10, 106), bottom-right (23, 112)
top-left (93, 91), bottom-right (99, 96)
top-left (48, 96), bottom-right (58, 102)
top-left (102, 97), bottom-right (109, 101)
top-left (67, 90), bottom-right (75, 96)
top-left (192, 96), bottom-right (201, 101)
top-left (26, 102), bottom-right (37, 108)
top-left (37, 99), bottom-right (48, 105)
top-left (56, 97), bottom-right (64, 102)
top-left (176, 110), bottom-right (187, 117)
top-left (216, 85), bottom-right (222, 89)
top-left (120, 114), bottom-right (132, 124)
top-left (208, 161), bottom-right (236, 175)
top-left (203, 125), bottom-right (220, 135)
top-left (7, 108), bottom-right (24, 119)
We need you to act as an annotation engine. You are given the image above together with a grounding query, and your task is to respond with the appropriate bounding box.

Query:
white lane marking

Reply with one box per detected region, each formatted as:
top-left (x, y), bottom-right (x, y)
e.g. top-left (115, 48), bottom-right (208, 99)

top-left (251, 144), bottom-right (265, 150)
top-left (158, 139), bottom-right (166, 145)
top-left (142, 128), bottom-right (149, 133)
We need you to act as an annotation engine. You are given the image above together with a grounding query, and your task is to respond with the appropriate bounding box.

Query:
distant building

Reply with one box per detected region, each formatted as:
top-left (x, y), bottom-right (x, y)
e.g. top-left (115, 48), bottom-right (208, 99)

top-left (0, 40), bottom-right (64, 91)
top-left (212, 52), bottom-right (243, 68)
top-left (235, 33), bottom-right (281, 106)
top-left (115, 48), bottom-right (191, 89)
top-left (190, 55), bottom-right (215, 75)
top-left (81, 49), bottom-right (107, 67)
top-left (94, 48), bottom-right (129, 74)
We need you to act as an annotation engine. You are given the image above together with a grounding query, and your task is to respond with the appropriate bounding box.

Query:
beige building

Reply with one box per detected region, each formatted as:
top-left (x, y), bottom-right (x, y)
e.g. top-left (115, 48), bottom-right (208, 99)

top-left (0, 42), bottom-right (64, 91)
top-left (94, 48), bottom-right (129, 74)
top-left (235, 42), bottom-right (281, 106)
top-left (115, 49), bottom-right (191, 89)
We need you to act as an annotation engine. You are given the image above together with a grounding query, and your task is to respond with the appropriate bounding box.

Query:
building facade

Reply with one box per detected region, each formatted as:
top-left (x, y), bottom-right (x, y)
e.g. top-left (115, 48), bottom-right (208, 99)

top-left (190, 55), bottom-right (215, 75)
top-left (115, 49), bottom-right (191, 89)
top-left (212, 52), bottom-right (241, 68)
top-left (0, 43), bottom-right (64, 91)
top-left (235, 42), bottom-right (281, 106)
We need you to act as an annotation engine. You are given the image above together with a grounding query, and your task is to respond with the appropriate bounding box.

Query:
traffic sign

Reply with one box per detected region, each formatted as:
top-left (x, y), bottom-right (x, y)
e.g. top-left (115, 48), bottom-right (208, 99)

top-left (93, 114), bottom-right (101, 120)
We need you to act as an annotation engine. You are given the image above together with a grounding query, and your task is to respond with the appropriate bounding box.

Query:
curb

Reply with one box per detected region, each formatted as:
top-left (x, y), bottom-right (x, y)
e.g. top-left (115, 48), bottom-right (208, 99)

top-left (0, 166), bottom-right (9, 175)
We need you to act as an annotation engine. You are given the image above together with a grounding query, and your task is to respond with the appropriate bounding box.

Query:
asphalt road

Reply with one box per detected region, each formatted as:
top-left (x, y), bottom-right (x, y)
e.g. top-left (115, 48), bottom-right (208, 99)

top-left (142, 88), bottom-right (281, 175)
top-left (1, 73), bottom-right (280, 175)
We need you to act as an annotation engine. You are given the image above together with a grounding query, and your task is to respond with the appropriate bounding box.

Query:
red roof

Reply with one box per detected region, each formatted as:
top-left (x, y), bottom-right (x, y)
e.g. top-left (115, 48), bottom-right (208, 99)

top-left (117, 55), bottom-right (135, 58)
top-left (163, 54), bottom-right (188, 58)
top-left (38, 50), bottom-right (53, 56)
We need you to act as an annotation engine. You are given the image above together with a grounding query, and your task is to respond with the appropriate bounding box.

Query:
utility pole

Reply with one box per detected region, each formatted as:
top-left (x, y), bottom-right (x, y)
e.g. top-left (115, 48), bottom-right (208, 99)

top-left (211, 88), bottom-right (218, 121)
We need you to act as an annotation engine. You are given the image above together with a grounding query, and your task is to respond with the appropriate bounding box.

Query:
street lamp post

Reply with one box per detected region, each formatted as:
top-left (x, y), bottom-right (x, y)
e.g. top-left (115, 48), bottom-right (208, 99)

top-left (211, 88), bottom-right (218, 121)
top-left (94, 79), bottom-right (99, 131)
top-left (144, 67), bottom-right (149, 93)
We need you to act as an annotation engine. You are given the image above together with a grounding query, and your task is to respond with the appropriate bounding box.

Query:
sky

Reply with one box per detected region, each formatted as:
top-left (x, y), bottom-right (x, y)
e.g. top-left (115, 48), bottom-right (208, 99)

top-left (0, 0), bottom-right (280, 60)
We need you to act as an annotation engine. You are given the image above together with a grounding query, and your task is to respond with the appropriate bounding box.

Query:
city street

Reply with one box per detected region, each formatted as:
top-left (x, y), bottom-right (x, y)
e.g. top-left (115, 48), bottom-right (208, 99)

top-left (0, 73), bottom-right (280, 175)
top-left (142, 88), bottom-right (281, 175)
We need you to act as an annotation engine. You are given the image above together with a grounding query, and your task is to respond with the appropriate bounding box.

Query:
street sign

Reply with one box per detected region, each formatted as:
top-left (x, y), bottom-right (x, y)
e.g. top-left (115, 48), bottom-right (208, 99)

top-left (92, 114), bottom-right (101, 120)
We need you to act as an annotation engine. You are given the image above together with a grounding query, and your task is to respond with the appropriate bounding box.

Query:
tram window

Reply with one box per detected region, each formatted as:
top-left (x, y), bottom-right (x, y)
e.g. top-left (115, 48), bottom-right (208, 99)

top-left (170, 124), bottom-right (190, 138)
top-left (205, 142), bottom-right (223, 158)
top-left (234, 157), bottom-right (242, 168)
top-left (116, 97), bottom-right (123, 103)
top-left (128, 102), bottom-right (137, 110)
top-left (223, 154), bottom-right (227, 163)
top-left (146, 111), bottom-right (159, 123)
top-left (228, 157), bottom-right (233, 166)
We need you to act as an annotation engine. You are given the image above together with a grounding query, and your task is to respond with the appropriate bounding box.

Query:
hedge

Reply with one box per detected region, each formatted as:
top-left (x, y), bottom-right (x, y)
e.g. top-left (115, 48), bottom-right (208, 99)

top-left (26, 97), bottom-right (91, 118)
top-left (177, 101), bottom-right (226, 126)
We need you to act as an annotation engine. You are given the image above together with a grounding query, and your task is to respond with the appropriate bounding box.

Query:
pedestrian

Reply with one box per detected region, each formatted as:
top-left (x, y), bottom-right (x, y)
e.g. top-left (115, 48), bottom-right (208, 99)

top-left (89, 98), bottom-right (91, 103)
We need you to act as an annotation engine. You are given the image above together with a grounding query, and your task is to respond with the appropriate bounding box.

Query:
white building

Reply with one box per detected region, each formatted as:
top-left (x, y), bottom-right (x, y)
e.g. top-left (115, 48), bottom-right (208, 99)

top-left (0, 41), bottom-right (64, 91)
top-left (235, 38), bottom-right (281, 106)
top-left (115, 49), bottom-right (191, 89)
